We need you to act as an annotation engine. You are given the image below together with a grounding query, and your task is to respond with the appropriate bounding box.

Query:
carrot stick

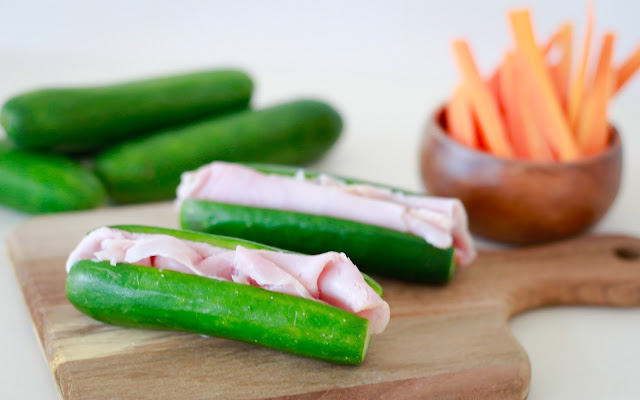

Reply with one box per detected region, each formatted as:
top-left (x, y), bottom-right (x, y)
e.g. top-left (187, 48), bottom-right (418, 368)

top-left (502, 51), bottom-right (555, 161)
top-left (578, 32), bottom-right (615, 155)
top-left (451, 40), bottom-right (513, 158)
top-left (568, 3), bottom-right (594, 132)
top-left (549, 23), bottom-right (573, 109)
top-left (472, 113), bottom-right (489, 152)
top-left (543, 22), bottom-right (570, 58)
top-left (498, 52), bottom-right (530, 158)
top-left (446, 86), bottom-right (478, 149)
top-left (487, 67), bottom-right (503, 113)
top-left (613, 44), bottom-right (640, 94)
top-left (508, 9), bottom-right (579, 161)
top-left (543, 32), bottom-right (559, 56)
top-left (514, 51), bottom-right (555, 161)
top-left (548, 64), bottom-right (562, 100)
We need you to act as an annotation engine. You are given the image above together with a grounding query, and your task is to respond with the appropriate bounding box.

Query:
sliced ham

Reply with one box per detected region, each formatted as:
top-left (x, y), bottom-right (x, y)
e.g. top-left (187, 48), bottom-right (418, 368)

top-left (66, 227), bottom-right (390, 334)
top-left (176, 162), bottom-right (476, 266)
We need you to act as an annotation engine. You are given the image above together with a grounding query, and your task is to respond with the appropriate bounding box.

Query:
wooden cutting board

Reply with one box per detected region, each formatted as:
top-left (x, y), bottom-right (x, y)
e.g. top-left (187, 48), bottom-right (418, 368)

top-left (6, 202), bottom-right (640, 400)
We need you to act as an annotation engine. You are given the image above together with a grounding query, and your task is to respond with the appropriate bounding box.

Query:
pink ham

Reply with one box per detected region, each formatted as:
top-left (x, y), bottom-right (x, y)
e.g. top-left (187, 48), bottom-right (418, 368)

top-left (66, 227), bottom-right (390, 334)
top-left (176, 162), bottom-right (476, 266)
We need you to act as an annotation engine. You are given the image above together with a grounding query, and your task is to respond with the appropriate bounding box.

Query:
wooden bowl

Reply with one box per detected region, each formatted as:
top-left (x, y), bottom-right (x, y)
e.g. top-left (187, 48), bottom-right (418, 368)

top-left (420, 107), bottom-right (623, 245)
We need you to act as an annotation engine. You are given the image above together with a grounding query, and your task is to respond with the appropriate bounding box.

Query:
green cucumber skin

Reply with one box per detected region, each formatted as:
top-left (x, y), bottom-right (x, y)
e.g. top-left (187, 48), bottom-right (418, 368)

top-left (66, 260), bottom-right (370, 365)
top-left (113, 224), bottom-right (282, 251)
top-left (94, 99), bottom-right (342, 204)
top-left (180, 200), bottom-right (456, 284)
top-left (1, 69), bottom-right (253, 152)
top-left (0, 141), bottom-right (106, 213)
top-left (248, 162), bottom-right (417, 195)
top-left (112, 224), bottom-right (383, 296)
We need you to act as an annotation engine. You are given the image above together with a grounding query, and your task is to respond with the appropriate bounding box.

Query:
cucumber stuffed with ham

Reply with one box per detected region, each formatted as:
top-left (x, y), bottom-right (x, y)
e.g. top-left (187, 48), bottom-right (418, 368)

top-left (65, 225), bottom-right (389, 364)
top-left (177, 162), bottom-right (476, 283)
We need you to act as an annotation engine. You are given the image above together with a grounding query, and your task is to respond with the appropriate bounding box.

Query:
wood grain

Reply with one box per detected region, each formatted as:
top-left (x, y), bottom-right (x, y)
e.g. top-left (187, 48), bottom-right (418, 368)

top-left (6, 202), bottom-right (640, 400)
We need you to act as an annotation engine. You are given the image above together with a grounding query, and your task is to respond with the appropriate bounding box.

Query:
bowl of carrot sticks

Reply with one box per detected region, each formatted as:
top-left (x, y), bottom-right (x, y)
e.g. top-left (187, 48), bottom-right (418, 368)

top-left (420, 7), bottom-right (638, 244)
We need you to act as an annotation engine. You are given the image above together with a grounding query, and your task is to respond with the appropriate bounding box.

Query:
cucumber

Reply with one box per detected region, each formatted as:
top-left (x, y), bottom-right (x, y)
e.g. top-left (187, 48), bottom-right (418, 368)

top-left (247, 162), bottom-right (411, 193)
top-left (93, 99), bottom-right (342, 203)
top-left (0, 141), bottom-right (106, 213)
top-left (67, 261), bottom-right (370, 364)
top-left (66, 226), bottom-right (375, 364)
top-left (1, 69), bottom-right (253, 152)
top-left (181, 200), bottom-right (455, 284)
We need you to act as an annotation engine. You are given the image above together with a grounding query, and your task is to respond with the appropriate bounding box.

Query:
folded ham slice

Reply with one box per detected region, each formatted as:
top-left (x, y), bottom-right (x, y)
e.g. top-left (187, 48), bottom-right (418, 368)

top-left (176, 162), bottom-right (476, 266)
top-left (66, 227), bottom-right (390, 334)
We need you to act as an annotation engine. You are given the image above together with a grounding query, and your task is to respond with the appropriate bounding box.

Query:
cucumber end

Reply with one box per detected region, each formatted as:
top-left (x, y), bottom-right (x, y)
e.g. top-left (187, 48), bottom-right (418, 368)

top-left (1, 99), bottom-right (20, 143)
top-left (359, 329), bottom-right (372, 365)
top-left (1, 96), bottom-right (42, 149)
top-left (447, 258), bottom-right (458, 282)
top-left (361, 273), bottom-right (384, 297)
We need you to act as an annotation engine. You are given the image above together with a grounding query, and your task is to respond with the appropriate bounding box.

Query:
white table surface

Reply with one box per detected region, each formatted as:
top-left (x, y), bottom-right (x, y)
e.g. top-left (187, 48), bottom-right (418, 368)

top-left (1, 1), bottom-right (639, 398)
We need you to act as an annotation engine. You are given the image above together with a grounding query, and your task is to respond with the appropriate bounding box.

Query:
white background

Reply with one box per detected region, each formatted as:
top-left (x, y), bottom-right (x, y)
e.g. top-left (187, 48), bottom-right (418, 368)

top-left (1, 0), bottom-right (639, 398)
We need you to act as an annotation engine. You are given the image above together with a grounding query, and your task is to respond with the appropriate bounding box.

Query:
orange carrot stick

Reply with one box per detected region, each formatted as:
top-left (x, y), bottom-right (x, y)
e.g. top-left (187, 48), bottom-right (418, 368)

top-left (578, 32), bottom-right (615, 155)
top-left (508, 9), bottom-right (579, 161)
top-left (487, 67), bottom-right (503, 113)
top-left (543, 24), bottom-right (567, 102)
top-left (543, 31), bottom-right (560, 56)
top-left (512, 51), bottom-right (555, 161)
top-left (498, 52), bottom-right (530, 158)
top-left (549, 23), bottom-right (573, 109)
top-left (446, 86), bottom-right (478, 149)
top-left (568, 3), bottom-right (594, 131)
top-left (543, 22), bottom-right (571, 57)
top-left (451, 40), bottom-right (513, 158)
top-left (500, 51), bottom-right (555, 161)
top-left (613, 44), bottom-right (640, 94)
top-left (548, 64), bottom-right (562, 100)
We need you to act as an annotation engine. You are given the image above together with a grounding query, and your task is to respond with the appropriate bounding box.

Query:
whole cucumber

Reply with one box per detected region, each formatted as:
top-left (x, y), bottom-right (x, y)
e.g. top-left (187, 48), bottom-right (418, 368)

top-left (1, 69), bottom-right (253, 152)
top-left (0, 141), bottom-right (106, 213)
top-left (66, 225), bottom-right (375, 364)
top-left (94, 100), bottom-right (342, 203)
top-left (181, 200), bottom-right (456, 284)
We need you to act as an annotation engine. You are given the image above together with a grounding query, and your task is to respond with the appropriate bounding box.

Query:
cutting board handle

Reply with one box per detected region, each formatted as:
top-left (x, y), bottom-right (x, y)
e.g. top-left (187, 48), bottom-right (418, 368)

top-left (472, 234), bottom-right (640, 317)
